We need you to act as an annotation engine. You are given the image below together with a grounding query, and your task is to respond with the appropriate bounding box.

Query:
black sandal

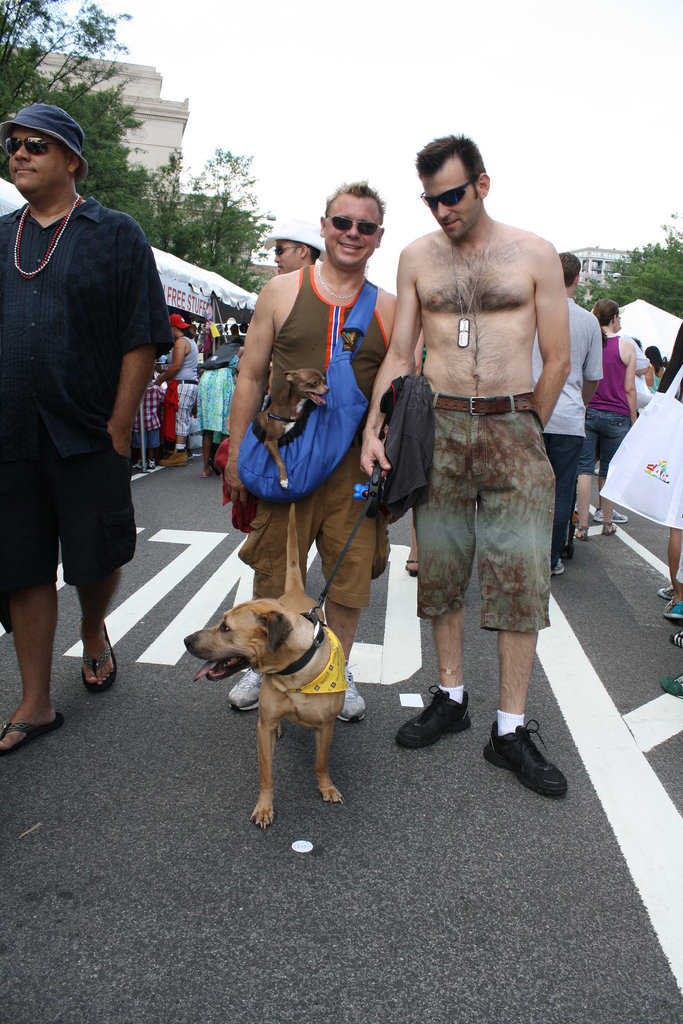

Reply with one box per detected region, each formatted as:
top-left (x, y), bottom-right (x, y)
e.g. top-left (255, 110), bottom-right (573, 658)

top-left (81, 624), bottom-right (117, 693)
top-left (405, 560), bottom-right (418, 577)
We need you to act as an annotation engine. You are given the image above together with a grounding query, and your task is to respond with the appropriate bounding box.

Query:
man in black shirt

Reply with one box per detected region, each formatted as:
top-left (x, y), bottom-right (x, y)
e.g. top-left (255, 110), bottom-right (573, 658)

top-left (0, 103), bottom-right (172, 754)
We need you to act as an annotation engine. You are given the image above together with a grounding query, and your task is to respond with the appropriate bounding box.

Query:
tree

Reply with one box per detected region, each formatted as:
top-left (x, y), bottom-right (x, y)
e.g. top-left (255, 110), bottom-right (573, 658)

top-left (0, 2), bottom-right (267, 286)
top-left (0, 0), bottom-right (128, 122)
top-left (145, 149), bottom-right (268, 292)
top-left (0, 1), bottom-right (155, 218)
top-left (591, 218), bottom-right (683, 317)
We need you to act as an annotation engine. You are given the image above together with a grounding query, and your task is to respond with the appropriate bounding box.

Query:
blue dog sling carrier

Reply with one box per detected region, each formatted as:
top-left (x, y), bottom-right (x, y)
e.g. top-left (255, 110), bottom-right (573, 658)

top-left (238, 281), bottom-right (378, 503)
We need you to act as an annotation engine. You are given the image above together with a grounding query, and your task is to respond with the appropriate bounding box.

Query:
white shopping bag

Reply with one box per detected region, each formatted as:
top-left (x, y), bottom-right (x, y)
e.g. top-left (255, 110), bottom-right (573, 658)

top-left (601, 363), bottom-right (683, 528)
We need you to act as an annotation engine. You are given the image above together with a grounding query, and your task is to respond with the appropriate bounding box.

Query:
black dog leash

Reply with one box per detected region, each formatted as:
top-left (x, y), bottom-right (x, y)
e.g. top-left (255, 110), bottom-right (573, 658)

top-left (312, 464), bottom-right (383, 616)
top-left (276, 467), bottom-right (384, 679)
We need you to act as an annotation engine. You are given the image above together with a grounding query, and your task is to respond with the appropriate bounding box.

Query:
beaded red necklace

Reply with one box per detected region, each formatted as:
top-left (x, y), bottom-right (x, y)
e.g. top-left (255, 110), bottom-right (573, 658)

top-left (14, 195), bottom-right (83, 279)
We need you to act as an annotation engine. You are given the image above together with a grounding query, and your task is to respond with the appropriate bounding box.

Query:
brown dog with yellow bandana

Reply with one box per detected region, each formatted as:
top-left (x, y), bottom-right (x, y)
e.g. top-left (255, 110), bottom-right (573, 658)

top-left (184, 505), bottom-right (346, 828)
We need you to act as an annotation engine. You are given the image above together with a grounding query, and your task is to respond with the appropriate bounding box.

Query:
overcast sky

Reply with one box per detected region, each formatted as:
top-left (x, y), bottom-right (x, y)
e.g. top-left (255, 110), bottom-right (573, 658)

top-left (99, 0), bottom-right (682, 292)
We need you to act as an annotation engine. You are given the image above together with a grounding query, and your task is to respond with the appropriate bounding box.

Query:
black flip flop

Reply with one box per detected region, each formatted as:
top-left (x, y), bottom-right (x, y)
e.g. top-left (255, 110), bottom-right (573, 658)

top-left (0, 712), bottom-right (64, 756)
top-left (81, 624), bottom-right (117, 693)
top-left (405, 560), bottom-right (418, 578)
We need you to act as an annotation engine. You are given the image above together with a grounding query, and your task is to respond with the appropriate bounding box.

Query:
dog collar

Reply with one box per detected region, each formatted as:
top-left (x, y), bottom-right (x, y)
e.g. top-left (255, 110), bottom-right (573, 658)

top-left (293, 628), bottom-right (347, 694)
top-left (277, 611), bottom-right (326, 677)
top-left (266, 411), bottom-right (298, 423)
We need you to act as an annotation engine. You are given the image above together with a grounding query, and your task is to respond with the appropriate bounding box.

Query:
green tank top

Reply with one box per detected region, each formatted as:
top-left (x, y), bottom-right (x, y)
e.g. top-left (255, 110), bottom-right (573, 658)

top-left (270, 266), bottom-right (388, 403)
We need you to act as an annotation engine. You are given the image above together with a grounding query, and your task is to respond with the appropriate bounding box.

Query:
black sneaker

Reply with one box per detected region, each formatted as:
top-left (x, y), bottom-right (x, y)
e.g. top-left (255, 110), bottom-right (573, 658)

top-left (483, 720), bottom-right (567, 797)
top-left (396, 686), bottom-right (471, 748)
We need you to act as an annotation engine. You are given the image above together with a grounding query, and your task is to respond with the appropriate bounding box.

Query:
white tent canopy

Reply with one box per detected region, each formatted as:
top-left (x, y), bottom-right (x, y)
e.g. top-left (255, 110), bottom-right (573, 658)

top-left (619, 299), bottom-right (682, 359)
top-left (151, 247), bottom-right (256, 322)
top-left (0, 176), bottom-right (24, 215)
top-left (0, 178), bottom-right (256, 319)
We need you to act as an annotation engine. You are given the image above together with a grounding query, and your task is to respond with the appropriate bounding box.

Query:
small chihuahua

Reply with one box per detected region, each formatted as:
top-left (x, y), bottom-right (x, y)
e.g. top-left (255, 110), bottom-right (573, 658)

top-left (257, 368), bottom-right (329, 489)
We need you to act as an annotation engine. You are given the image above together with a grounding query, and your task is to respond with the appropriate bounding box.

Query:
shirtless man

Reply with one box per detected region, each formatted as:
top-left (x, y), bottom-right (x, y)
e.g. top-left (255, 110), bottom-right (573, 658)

top-left (361, 135), bottom-right (571, 796)
top-left (226, 182), bottom-right (396, 722)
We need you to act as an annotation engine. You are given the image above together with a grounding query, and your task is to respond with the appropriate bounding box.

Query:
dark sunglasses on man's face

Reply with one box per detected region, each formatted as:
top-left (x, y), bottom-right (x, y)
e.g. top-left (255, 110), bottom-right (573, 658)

top-left (4, 136), bottom-right (61, 156)
top-left (421, 178), bottom-right (477, 211)
top-left (326, 215), bottom-right (379, 236)
top-left (274, 244), bottom-right (300, 256)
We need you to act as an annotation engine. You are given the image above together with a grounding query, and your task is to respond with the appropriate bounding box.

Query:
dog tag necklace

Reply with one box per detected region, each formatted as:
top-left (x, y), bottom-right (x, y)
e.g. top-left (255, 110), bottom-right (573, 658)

top-left (452, 226), bottom-right (491, 349)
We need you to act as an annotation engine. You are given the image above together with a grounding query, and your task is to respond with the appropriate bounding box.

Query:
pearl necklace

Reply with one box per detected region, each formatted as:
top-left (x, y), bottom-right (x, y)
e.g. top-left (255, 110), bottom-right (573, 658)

top-left (316, 262), bottom-right (364, 302)
top-left (14, 195), bottom-right (83, 279)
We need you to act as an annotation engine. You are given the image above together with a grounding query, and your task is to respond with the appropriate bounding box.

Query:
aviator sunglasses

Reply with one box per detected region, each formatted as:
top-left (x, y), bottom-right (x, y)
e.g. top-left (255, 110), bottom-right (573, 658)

top-left (326, 215), bottom-right (380, 236)
top-left (421, 177), bottom-right (478, 211)
top-left (5, 136), bottom-right (62, 156)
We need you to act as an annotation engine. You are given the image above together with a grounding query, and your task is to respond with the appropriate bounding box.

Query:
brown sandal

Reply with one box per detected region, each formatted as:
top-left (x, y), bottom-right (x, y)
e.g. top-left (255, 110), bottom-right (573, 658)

top-left (602, 522), bottom-right (617, 536)
top-left (575, 526), bottom-right (589, 541)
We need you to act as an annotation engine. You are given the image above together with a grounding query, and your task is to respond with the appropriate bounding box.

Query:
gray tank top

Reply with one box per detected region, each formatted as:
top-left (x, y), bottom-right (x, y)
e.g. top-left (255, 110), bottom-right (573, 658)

top-left (175, 337), bottom-right (199, 382)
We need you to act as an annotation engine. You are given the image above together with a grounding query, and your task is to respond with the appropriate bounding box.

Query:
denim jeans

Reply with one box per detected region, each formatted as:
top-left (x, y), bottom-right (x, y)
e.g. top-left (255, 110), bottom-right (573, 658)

top-left (543, 433), bottom-right (584, 569)
top-left (577, 407), bottom-right (631, 477)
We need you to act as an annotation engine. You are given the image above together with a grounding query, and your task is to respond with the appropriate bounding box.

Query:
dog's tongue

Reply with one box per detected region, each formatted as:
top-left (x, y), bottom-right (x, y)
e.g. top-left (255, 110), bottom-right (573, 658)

top-left (308, 393), bottom-right (327, 405)
top-left (193, 660), bottom-right (218, 681)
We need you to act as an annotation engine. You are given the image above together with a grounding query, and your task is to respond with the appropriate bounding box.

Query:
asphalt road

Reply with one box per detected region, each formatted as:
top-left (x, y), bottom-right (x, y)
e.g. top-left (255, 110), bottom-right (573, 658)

top-left (1, 454), bottom-right (682, 1024)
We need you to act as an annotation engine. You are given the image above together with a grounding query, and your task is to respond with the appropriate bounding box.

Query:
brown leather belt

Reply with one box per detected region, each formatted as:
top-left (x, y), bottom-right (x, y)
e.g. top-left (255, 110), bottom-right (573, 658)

top-left (432, 392), bottom-right (536, 415)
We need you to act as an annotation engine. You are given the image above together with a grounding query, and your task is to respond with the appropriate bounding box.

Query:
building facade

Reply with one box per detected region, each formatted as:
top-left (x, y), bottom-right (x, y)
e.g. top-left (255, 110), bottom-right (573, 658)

top-left (41, 54), bottom-right (189, 171)
top-left (573, 246), bottom-right (630, 288)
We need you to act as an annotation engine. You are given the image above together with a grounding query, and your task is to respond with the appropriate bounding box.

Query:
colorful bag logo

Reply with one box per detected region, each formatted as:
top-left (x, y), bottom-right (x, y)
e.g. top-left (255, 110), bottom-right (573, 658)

top-left (644, 460), bottom-right (670, 484)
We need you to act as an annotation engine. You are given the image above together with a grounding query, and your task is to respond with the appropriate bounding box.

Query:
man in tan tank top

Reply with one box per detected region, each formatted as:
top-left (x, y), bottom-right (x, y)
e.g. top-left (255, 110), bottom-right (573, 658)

top-left (361, 135), bottom-right (571, 797)
top-left (226, 183), bottom-right (396, 721)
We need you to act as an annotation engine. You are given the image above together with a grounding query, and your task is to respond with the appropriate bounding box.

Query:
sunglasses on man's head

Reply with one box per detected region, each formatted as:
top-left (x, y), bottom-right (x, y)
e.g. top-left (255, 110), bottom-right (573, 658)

top-left (4, 136), bottom-right (60, 156)
top-left (420, 178), bottom-right (478, 211)
top-left (326, 215), bottom-right (379, 236)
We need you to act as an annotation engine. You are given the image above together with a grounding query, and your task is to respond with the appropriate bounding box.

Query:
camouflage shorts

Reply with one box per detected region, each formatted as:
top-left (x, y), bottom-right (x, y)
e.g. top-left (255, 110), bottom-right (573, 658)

top-left (415, 408), bottom-right (554, 631)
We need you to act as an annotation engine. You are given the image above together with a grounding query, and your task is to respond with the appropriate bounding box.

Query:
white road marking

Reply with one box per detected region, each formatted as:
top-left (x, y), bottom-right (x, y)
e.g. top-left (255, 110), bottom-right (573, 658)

top-left (138, 543), bottom-right (246, 665)
top-left (353, 544), bottom-right (422, 684)
top-left (624, 693), bottom-right (683, 752)
top-left (589, 504), bottom-right (668, 575)
top-left (139, 536), bottom-right (332, 666)
top-left (63, 529), bottom-right (226, 656)
top-left (537, 595), bottom-right (683, 993)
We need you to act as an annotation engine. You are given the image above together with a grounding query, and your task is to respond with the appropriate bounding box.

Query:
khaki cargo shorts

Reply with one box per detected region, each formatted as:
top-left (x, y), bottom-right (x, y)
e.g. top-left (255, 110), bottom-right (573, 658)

top-left (239, 443), bottom-right (389, 608)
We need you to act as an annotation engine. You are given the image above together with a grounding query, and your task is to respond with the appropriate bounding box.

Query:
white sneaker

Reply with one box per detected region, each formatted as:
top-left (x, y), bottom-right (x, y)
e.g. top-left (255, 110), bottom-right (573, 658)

top-left (593, 508), bottom-right (628, 523)
top-left (337, 666), bottom-right (366, 722)
top-left (551, 560), bottom-right (565, 576)
top-left (228, 668), bottom-right (262, 710)
top-left (658, 585), bottom-right (675, 601)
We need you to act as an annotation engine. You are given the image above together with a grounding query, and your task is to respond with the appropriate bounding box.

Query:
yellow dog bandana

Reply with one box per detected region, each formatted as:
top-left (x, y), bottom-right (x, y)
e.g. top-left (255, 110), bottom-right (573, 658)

top-left (293, 628), bottom-right (348, 694)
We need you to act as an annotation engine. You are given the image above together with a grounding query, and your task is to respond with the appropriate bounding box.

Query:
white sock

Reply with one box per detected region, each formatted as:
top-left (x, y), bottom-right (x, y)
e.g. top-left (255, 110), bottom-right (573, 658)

top-left (176, 444), bottom-right (186, 451)
top-left (497, 709), bottom-right (524, 736)
top-left (439, 684), bottom-right (464, 704)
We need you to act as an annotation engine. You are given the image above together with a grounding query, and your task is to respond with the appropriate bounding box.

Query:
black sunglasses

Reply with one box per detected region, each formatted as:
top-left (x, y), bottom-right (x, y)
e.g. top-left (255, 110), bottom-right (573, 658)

top-left (421, 177), bottom-right (477, 211)
top-left (4, 136), bottom-right (62, 156)
top-left (274, 244), bottom-right (301, 256)
top-left (326, 215), bottom-right (379, 236)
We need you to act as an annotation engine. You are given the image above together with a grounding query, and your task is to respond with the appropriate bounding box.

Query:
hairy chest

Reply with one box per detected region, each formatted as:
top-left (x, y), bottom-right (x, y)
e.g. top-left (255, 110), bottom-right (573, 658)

top-left (418, 243), bottom-right (532, 317)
